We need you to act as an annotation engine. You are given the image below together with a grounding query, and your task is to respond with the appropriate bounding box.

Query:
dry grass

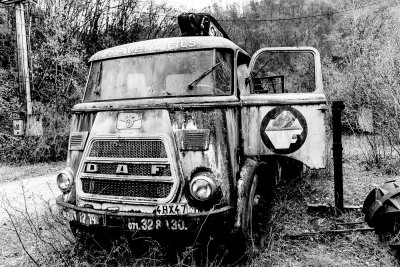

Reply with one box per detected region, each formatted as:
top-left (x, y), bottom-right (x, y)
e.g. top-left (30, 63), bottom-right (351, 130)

top-left (257, 134), bottom-right (400, 266)
top-left (0, 191), bottom-right (228, 266)
top-left (0, 162), bottom-right (65, 183)
top-left (1, 135), bottom-right (400, 266)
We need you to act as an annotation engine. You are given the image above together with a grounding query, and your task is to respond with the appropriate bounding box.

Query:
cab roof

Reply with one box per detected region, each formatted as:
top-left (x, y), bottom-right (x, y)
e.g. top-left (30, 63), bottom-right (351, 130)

top-left (89, 36), bottom-right (249, 62)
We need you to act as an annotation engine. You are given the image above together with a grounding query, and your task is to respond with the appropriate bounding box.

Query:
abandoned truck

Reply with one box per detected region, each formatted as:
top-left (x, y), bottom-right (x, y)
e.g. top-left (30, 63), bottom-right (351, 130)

top-left (56, 14), bottom-right (327, 252)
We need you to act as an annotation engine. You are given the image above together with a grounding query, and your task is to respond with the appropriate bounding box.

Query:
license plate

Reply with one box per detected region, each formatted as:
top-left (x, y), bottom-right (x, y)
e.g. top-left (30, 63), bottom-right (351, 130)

top-left (127, 218), bottom-right (187, 231)
top-left (62, 209), bottom-right (77, 221)
top-left (156, 204), bottom-right (199, 215)
top-left (62, 209), bottom-right (100, 226)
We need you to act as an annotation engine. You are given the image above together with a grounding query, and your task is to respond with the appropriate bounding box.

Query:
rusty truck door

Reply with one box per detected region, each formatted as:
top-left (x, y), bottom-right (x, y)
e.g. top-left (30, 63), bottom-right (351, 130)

top-left (240, 47), bottom-right (326, 169)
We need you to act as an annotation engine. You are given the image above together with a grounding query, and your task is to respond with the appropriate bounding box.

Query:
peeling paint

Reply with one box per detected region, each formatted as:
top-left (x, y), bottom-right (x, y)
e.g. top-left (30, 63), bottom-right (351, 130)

top-left (67, 112), bottom-right (97, 204)
top-left (241, 104), bottom-right (326, 169)
top-left (170, 108), bottom-right (237, 206)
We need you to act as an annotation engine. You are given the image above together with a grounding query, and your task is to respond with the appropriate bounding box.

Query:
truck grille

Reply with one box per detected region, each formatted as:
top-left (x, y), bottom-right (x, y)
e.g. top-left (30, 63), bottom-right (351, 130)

top-left (79, 138), bottom-right (177, 203)
top-left (81, 178), bottom-right (172, 198)
top-left (89, 140), bottom-right (167, 158)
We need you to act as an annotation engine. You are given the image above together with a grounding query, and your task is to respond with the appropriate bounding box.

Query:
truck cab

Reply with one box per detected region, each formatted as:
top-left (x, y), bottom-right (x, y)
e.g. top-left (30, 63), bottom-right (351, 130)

top-left (56, 30), bottom-right (326, 252)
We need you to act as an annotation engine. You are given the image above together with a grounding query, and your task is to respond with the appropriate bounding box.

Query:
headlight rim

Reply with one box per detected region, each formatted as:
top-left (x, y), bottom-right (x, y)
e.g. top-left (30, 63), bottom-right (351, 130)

top-left (189, 173), bottom-right (218, 202)
top-left (57, 167), bottom-right (74, 193)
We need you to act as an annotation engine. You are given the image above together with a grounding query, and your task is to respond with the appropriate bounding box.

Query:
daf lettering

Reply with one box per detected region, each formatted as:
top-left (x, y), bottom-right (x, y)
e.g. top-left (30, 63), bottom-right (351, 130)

top-left (116, 164), bottom-right (128, 174)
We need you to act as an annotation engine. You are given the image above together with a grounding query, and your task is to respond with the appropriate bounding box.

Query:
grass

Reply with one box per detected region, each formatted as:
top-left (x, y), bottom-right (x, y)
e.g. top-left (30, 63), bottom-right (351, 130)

top-left (0, 161), bottom-right (65, 183)
top-left (1, 134), bottom-right (400, 266)
top-left (257, 134), bottom-right (400, 266)
top-left (259, 176), bottom-right (397, 266)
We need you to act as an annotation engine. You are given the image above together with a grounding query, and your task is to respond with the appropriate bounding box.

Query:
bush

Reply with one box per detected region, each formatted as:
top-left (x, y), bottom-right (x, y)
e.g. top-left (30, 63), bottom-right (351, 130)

top-left (323, 5), bottom-right (400, 168)
top-left (0, 0), bottom-right (179, 163)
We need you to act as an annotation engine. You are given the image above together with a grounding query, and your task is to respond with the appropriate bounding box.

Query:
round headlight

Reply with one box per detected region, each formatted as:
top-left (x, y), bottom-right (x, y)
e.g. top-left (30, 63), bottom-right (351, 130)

top-left (57, 168), bottom-right (74, 193)
top-left (189, 174), bottom-right (217, 201)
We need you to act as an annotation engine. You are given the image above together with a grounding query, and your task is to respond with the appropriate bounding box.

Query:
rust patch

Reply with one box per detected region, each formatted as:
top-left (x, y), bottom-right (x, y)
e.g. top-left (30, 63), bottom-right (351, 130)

top-left (170, 108), bottom-right (234, 205)
top-left (67, 112), bottom-right (97, 204)
top-left (242, 104), bottom-right (326, 169)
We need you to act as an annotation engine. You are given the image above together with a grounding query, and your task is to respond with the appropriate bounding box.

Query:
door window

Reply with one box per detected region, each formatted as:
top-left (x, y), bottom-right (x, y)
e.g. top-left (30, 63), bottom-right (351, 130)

top-left (250, 51), bottom-right (315, 94)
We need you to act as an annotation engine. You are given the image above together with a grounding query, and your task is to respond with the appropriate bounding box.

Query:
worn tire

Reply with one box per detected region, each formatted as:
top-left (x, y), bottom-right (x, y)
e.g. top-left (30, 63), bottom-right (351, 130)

top-left (247, 188), bottom-right (269, 254)
top-left (243, 162), bottom-right (276, 255)
top-left (363, 180), bottom-right (400, 234)
top-left (226, 173), bottom-right (269, 264)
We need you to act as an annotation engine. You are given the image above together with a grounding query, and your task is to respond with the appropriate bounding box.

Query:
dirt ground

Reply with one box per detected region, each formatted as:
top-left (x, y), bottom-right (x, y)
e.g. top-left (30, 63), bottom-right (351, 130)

top-left (0, 135), bottom-right (399, 266)
top-left (0, 165), bottom-right (61, 267)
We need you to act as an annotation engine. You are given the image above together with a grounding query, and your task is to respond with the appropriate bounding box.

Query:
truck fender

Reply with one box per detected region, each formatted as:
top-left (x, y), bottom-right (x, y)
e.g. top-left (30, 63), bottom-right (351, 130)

top-left (234, 158), bottom-right (258, 230)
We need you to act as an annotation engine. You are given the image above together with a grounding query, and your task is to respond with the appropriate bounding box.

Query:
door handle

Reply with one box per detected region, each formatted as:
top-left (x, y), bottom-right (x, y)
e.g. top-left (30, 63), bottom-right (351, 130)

top-left (317, 105), bottom-right (327, 113)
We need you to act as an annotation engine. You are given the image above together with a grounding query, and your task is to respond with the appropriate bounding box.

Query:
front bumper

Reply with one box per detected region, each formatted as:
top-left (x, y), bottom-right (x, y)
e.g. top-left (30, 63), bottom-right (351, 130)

top-left (56, 196), bottom-right (235, 234)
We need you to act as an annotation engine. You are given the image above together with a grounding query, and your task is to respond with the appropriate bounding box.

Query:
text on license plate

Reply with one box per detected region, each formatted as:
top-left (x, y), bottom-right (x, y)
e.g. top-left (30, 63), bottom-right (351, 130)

top-left (128, 218), bottom-right (187, 231)
top-left (156, 204), bottom-right (198, 215)
top-left (62, 210), bottom-right (100, 225)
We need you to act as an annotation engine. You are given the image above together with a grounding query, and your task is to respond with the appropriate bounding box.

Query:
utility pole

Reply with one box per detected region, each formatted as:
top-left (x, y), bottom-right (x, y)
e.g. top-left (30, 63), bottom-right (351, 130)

top-left (0, 0), bottom-right (41, 136)
top-left (15, 1), bottom-right (32, 116)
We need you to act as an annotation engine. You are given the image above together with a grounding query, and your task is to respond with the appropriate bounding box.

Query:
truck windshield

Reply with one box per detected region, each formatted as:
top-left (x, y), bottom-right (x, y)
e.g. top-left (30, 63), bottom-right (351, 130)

top-left (84, 49), bottom-right (232, 102)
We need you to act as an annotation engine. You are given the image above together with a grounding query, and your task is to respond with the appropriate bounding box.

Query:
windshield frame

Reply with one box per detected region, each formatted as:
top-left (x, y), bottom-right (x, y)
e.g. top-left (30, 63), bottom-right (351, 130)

top-left (82, 48), bottom-right (234, 103)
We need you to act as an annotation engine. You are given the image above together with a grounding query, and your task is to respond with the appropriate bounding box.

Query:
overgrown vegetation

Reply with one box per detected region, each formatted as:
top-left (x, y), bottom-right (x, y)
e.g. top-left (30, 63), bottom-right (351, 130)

top-left (0, 190), bottom-right (234, 266)
top-left (0, 136), bottom-right (398, 266)
top-left (0, 0), bottom-right (179, 163)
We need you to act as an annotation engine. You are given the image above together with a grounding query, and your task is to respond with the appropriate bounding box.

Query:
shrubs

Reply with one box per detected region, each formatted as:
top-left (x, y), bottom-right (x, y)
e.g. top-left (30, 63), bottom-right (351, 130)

top-left (323, 5), bottom-right (400, 169)
top-left (0, 0), bottom-right (180, 164)
top-left (0, 133), bottom-right (68, 164)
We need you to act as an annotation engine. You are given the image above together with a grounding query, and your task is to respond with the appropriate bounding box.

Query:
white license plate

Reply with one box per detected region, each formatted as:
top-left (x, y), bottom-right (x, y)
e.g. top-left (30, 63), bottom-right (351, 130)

top-left (62, 209), bottom-right (100, 226)
top-left (62, 209), bottom-right (77, 221)
top-left (155, 204), bottom-right (198, 215)
top-left (127, 218), bottom-right (187, 231)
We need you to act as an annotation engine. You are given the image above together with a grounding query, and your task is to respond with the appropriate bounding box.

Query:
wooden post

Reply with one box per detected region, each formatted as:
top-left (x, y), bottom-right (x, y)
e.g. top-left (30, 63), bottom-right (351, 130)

top-left (332, 101), bottom-right (345, 213)
top-left (13, 0), bottom-right (42, 136)
top-left (15, 1), bottom-right (32, 116)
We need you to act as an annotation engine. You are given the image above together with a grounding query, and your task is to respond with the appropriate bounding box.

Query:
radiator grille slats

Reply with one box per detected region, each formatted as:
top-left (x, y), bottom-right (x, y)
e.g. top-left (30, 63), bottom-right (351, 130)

top-left (70, 135), bottom-right (83, 146)
top-left (183, 132), bottom-right (207, 147)
top-left (81, 178), bottom-right (172, 198)
top-left (80, 138), bottom-right (175, 201)
top-left (89, 140), bottom-right (167, 158)
top-left (178, 129), bottom-right (210, 151)
top-left (69, 132), bottom-right (88, 150)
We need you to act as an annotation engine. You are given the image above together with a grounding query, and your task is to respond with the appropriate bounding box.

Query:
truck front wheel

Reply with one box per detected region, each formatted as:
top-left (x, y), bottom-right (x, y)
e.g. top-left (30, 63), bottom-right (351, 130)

top-left (245, 172), bottom-right (269, 254)
top-left (243, 161), bottom-right (276, 255)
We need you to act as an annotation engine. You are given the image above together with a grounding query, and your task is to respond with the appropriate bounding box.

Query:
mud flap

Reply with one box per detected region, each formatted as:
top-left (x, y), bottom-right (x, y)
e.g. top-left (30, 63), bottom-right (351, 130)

top-left (363, 180), bottom-right (400, 233)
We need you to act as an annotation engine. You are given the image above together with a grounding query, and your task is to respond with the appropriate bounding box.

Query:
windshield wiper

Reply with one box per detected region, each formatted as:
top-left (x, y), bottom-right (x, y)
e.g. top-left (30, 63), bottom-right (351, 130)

top-left (246, 58), bottom-right (272, 85)
top-left (93, 62), bottom-right (102, 95)
top-left (188, 62), bottom-right (221, 90)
